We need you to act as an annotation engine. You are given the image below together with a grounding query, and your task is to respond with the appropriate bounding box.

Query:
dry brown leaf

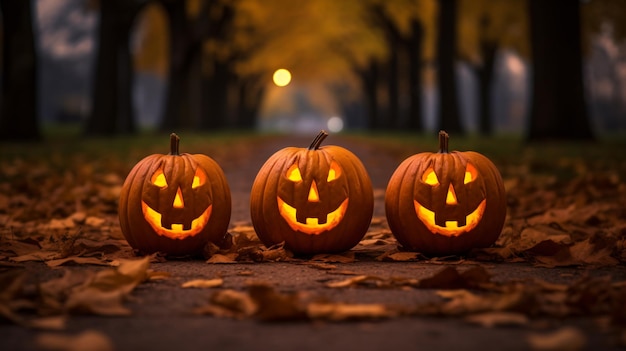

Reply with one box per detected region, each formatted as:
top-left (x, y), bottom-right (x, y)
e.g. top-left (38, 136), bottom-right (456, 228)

top-left (46, 256), bottom-right (111, 267)
top-left (307, 262), bottom-right (337, 270)
top-left (307, 302), bottom-right (394, 321)
top-left (36, 330), bottom-right (114, 351)
top-left (65, 256), bottom-right (150, 316)
top-left (465, 311), bottom-right (529, 328)
top-left (205, 253), bottom-right (238, 263)
top-left (326, 275), bottom-right (371, 288)
top-left (527, 326), bottom-right (587, 351)
top-left (181, 278), bottom-right (224, 288)
top-left (417, 265), bottom-right (491, 290)
top-left (10, 251), bottom-right (59, 263)
top-left (248, 283), bottom-right (308, 321)
top-left (206, 289), bottom-right (257, 317)
top-left (377, 250), bottom-right (424, 262)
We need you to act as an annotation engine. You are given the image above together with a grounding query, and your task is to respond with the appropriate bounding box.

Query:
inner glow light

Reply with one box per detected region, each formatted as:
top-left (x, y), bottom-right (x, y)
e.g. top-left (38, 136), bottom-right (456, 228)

top-left (152, 169), bottom-right (168, 187)
top-left (141, 201), bottom-right (212, 240)
top-left (422, 168), bottom-right (439, 185)
top-left (273, 69), bottom-right (292, 87)
top-left (286, 163), bottom-right (302, 182)
top-left (327, 161), bottom-right (341, 182)
top-left (173, 188), bottom-right (185, 208)
top-left (445, 184), bottom-right (457, 205)
top-left (464, 163), bottom-right (477, 184)
top-left (413, 199), bottom-right (486, 237)
top-left (308, 181), bottom-right (320, 202)
top-left (277, 197), bottom-right (348, 235)
top-left (192, 169), bottom-right (206, 188)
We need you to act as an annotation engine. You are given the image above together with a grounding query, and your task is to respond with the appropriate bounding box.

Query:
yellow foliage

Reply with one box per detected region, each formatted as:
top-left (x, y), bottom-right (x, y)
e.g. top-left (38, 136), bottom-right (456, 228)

top-left (133, 3), bottom-right (169, 76)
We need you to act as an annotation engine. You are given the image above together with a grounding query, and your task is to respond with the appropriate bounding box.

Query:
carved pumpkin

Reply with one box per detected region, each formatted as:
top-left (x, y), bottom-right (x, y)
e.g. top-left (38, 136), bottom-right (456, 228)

top-left (118, 133), bottom-right (231, 256)
top-left (250, 130), bottom-right (374, 255)
top-left (385, 131), bottom-right (506, 256)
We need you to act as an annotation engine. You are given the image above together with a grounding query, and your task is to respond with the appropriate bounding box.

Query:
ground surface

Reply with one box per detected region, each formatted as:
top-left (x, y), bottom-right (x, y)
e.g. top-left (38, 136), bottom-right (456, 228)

top-left (1, 132), bottom-right (626, 351)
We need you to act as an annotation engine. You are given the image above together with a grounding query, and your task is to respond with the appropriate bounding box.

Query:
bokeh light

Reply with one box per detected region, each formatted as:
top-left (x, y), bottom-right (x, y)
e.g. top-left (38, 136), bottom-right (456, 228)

top-left (272, 69), bottom-right (292, 87)
top-left (327, 116), bottom-right (344, 133)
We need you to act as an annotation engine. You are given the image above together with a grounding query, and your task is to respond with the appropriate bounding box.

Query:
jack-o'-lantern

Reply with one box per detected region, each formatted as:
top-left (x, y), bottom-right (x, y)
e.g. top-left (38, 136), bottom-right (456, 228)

top-left (250, 130), bottom-right (374, 255)
top-left (118, 133), bottom-right (231, 256)
top-left (385, 131), bottom-right (506, 256)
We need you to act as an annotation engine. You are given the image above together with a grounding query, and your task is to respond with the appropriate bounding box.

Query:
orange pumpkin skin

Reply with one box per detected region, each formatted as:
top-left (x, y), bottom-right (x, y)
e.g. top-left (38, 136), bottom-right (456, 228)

top-left (385, 131), bottom-right (506, 256)
top-left (250, 131), bottom-right (374, 255)
top-left (118, 134), bottom-right (231, 256)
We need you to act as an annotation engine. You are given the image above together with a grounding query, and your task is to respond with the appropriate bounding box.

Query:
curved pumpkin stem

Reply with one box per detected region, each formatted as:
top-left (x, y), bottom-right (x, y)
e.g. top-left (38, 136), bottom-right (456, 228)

top-left (169, 133), bottom-right (180, 155)
top-left (308, 130), bottom-right (329, 150)
top-left (438, 130), bottom-right (449, 154)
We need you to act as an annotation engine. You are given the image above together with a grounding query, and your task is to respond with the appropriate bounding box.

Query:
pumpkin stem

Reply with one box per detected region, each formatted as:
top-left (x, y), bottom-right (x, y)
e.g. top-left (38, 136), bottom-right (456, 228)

top-left (308, 130), bottom-right (329, 150)
top-left (438, 130), bottom-right (449, 153)
top-left (169, 133), bottom-right (180, 155)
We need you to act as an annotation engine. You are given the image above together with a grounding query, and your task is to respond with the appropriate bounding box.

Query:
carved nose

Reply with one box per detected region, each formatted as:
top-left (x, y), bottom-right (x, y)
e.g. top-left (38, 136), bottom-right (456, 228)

top-left (308, 181), bottom-right (319, 202)
top-left (446, 184), bottom-right (457, 205)
top-left (173, 187), bottom-right (185, 208)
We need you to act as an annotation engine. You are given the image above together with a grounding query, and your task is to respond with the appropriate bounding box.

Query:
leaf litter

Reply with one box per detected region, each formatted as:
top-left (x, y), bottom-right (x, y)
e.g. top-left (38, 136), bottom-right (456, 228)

top-left (2, 137), bottom-right (626, 348)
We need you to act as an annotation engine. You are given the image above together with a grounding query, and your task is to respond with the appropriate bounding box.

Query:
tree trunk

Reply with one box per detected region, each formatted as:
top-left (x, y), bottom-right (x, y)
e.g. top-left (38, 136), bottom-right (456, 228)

top-left (201, 60), bottom-right (230, 130)
top-left (360, 60), bottom-right (379, 130)
top-left (436, 0), bottom-right (463, 134)
top-left (386, 33), bottom-right (400, 129)
top-left (85, 0), bottom-right (138, 136)
top-left (159, 0), bottom-right (191, 131)
top-left (0, 0), bottom-right (40, 141)
top-left (478, 39), bottom-right (497, 135)
top-left (527, 0), bottom-right (593, 141)
top-left (407, 19), bottom-right (424, 131)
top-left (236, 75), bottom-right (264, 129)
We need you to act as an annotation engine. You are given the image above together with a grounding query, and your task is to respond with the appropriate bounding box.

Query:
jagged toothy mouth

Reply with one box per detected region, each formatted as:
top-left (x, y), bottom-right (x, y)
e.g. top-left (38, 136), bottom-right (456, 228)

top-left (277, 197), bottom-right (348, 235)
top-left (413, 199), bottom-right (486, 237)
top-left (141, 202), bottom-right (212, 240)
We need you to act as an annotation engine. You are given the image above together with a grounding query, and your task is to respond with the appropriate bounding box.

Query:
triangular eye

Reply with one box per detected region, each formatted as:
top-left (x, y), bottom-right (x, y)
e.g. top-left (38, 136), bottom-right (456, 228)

top-left (422, 167), bottom-right (439, 186)
top-left (464, 163), bottom-right (478, 184)
top-left (151, 168), bottom-right (168, 188)
top-left (192, 168), bottom-right (206, 188)
top-left (327, 161), bottom-right (342, 182)
top-left (286, 163), bottom-right (302, 182)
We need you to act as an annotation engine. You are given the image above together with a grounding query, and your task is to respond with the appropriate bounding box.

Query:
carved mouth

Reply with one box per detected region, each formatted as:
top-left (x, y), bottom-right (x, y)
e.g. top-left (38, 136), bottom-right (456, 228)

top-left (141, 201), bottom-right (212, 240)
top-left (277, 197), bottom-right (348, 235)
top-left (413, 199), bottom-right (486, 237)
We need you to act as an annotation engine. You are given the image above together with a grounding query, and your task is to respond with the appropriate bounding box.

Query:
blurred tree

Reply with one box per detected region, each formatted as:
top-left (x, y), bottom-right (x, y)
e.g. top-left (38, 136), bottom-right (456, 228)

top-left (367, 0), bottom-right (435, 131)
top-left (84, 0), bottom-right (147, 136)
top-left (436, 0), bottom-right (463, 134)
top-left (157, 0), bottom-right (238, 131)
top-left (582, 0), bottom-right (626, 132)
top-left (527, 0), bottom-right (593, 141)
top-left (458, 0), bottom-right (527, 135)
top-left (0, 0), bottom-right (39, 141)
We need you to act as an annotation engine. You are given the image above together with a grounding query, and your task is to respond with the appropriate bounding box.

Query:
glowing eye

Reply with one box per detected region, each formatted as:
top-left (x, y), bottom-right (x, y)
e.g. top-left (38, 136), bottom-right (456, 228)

top-left (192, 168), bottom-right (206, 188)
top-left (327, 161), bottom-right (342, 182)
top-left (464, 163), bottom-right (478, 184)
top-left (422, 167), bottom-right (439, 186)
top-left (286, 163), bottom-right (302, 182)
top-left (151, 169), bottom-right (168, 188)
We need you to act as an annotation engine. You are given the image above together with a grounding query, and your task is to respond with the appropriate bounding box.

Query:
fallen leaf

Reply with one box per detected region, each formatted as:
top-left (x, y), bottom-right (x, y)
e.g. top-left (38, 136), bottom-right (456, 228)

top-left (65, 256), bottom-right (150, 316)
top-left (181, 278), bottom-right (224, 288)
top-left (417, 265), bottom-right (491, 290)
top-left (527, 326), bottom-right (587, 351)
top-left (307, 302), bottom-right (394, 321)
top-left (465, 311), bottom-right (529, 328)
top-left (36, 330), bottom-right (114, 351)
top-left (46, 256), bottom-right (111, 267)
